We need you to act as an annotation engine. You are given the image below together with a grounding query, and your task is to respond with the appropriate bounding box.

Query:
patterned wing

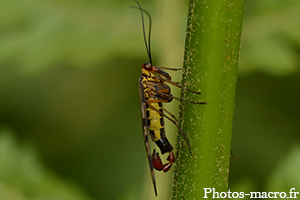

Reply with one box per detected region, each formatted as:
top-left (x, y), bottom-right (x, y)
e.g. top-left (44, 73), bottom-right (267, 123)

top-left (139, 78), bottom-right (158, 196)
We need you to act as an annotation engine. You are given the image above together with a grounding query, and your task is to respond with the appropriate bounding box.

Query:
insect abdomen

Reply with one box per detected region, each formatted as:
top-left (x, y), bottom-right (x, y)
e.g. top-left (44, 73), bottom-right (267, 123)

top-left (146, 101), bottom-right (173, 154)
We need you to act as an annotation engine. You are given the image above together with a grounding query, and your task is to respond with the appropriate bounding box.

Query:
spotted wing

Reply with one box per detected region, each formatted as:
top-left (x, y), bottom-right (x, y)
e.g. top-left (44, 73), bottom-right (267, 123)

top-left (139, 77), bottom-right (158, 196)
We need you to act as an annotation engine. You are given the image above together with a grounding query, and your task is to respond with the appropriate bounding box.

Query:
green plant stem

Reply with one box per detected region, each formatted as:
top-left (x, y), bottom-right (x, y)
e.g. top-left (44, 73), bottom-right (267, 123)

top-left (172, 0), bottom-right (244, 199)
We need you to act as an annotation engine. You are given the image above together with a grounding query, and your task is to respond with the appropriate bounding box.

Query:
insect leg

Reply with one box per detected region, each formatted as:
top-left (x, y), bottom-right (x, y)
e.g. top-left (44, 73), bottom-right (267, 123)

top-left (153, 89), bottom-right (206, 105)
top-left (145, 99), bottom-right (179, 123)
top-left (162, 107), bottom-right (179, 123)
top-left (164, 79), bottom-right (203, 95)
top-left (230, 150), bottom-right (239, 160)
top-left (145, 80), bottom-right (205, 104)
top-left (146, 101), bottom-right (192, 154)
top-left (170, 95), bottom-right (206, 104)
top-left (156, 66), bottom-right (183, 71)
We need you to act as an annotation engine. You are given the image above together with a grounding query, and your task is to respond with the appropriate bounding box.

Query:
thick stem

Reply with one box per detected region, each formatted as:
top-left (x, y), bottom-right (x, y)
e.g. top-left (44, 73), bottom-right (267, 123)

top-left (172, 0), bottom-right (244, 199)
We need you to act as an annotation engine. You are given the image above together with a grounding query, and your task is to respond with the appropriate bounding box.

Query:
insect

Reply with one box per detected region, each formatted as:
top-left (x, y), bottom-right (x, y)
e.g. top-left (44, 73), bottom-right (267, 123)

top-left (132, 0), bottom-right (206, 196)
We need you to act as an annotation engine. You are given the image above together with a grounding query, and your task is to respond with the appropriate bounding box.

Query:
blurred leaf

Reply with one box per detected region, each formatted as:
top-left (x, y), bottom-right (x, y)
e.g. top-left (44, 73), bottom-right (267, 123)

top-left (0, 129), bottom-right (95, 200)
top-left (239, 1), bottom-right (300, 75)
top-left (0, 0), bottom-right (143, 76)
top-left (1, 0), bottom-right (300, 199)
top-left (230, 177), bottom-right (258, 200)
top-left (265, 143), bottom-right (300, 192)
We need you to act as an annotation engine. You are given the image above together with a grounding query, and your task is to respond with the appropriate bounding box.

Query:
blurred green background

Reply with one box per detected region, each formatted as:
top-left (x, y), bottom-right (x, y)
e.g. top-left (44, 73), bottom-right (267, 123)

top-left (1, 0), bottom-right (300, 199)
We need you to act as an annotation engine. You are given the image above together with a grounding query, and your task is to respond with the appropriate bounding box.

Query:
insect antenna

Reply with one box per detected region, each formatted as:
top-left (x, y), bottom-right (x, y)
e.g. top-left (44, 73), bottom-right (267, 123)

top-left (131, 0), bottom-right (153, 64)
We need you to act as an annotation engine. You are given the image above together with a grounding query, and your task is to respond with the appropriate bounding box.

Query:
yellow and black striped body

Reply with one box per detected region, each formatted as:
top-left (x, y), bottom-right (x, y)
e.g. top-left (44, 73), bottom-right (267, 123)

top-left (139, 63), bottom-right (176, 195)
top-left (145, 98), bottom-right (173, 154)
top-left (138, 62), bottom-right (205, 196)
top-left (133, 1), bottom-right (205, 195)
top-left (139, 67), bottom-right (173, 155)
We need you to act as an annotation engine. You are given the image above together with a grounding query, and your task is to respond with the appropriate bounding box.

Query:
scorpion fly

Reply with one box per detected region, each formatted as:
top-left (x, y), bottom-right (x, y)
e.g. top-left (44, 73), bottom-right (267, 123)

top-left (132, 0), bottom-right (206, 196)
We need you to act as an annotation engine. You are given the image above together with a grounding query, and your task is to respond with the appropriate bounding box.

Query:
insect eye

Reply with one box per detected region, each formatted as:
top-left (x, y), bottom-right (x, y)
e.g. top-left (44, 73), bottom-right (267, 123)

top-left (143, 62), bottom-right (153, 70)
